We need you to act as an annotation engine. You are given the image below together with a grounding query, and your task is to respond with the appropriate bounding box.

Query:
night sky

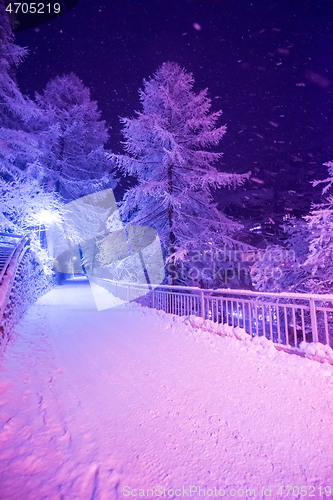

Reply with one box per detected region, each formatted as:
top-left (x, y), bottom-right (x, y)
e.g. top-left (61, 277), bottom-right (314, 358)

top-left (13, 0), bottom-right (333, 224)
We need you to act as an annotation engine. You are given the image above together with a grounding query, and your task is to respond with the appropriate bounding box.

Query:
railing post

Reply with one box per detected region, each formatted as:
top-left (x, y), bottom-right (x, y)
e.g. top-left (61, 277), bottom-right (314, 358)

top-left (152, 287), bottom-right (155, 309)
top-left (309, 298), bottom-right (318, 343)
top-left (201, 290), bottom-right (205, 319)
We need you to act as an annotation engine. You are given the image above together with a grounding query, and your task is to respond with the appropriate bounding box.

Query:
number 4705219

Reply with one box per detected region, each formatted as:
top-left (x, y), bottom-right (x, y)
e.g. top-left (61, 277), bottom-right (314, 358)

top-left (5, 3), bottom-right (61, 14)
top-left (277, 486), bottom-right (332, 496)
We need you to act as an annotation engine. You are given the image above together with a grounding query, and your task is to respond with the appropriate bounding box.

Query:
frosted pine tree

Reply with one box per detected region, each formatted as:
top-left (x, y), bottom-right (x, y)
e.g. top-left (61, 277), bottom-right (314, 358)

top-left (304, 161), bottom-right (333, 293)
top-left (0, 0), bottom-right (41, 180)
top-left (35, 73), bottom-right (117, 201)
top-left (116, 63), bottom-right (250, 283)
top-left (0, 0), bottom-right (48, 217)
top-left (0, 0), bottom-right (31, 127)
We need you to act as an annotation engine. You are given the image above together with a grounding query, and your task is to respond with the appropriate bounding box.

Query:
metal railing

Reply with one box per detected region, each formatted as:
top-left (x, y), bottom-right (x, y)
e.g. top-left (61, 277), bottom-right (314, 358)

top-left (0, 233), bottom-right (31, 319)
top-left (0, 232), bottom-right (53, 352)
top-left (0, 232), bottom-right (24, 283)
top-left (93, 278), bottom-right (333, 351)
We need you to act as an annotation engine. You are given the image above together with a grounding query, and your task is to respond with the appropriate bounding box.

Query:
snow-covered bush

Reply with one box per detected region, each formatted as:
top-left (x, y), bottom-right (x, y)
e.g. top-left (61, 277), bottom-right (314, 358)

top-left (0, 173), bottom-right (63, 274)
top-left (250, 227), bottom-right (309, 293)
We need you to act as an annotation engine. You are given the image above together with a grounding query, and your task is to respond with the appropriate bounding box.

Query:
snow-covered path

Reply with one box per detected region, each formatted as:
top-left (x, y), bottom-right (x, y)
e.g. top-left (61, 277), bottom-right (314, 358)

top-left (1, 280), bottom-right (333, 499)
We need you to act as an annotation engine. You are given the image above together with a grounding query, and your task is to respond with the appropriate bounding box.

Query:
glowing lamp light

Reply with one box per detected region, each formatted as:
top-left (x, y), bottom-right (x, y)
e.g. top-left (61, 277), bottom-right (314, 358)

top-left (36, 210), bottom-right (57, 226)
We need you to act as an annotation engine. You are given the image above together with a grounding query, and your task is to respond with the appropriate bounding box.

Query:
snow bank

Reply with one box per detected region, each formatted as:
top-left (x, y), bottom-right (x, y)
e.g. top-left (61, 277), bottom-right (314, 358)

top-left (136, 306), bottom-right (333, 365)
top-left (167, 312), bottom-right (276, 347)
top-left (299, 340), bottom-right (333, 364)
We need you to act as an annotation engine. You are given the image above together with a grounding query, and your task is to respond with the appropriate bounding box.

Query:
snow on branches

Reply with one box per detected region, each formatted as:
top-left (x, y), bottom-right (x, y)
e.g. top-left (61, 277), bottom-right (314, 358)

top-left (35, 73), bottom-right (118, 201)
top-left (115, 62), bottom-right (250, 278)
top-left (304, 195), bottom-right (333, 293)
top-left (300, 161), bottom-right (333, 294)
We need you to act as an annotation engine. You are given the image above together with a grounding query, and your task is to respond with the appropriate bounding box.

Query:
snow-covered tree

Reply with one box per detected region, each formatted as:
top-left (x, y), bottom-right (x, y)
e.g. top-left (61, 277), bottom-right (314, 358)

top-left (35, 73), bottom-right (117, 201)
top-left (0, 0), bottom-right (41, 179)
top-left (251, 219), bottom-right (310, 293)
top-left (115, 62), bottom-right (250, 283)
top-left (0, 0), bottom-right (30, 127)
top-left (303, 161), bottom-right (333, 293)
top-left (249, 160), bottom-right (333, 295)
top-left (256, 161), bottom-right (333, 295)
top-left (0, 0), bottom-right (52, 227)
top-left (0, 2), bottom-right (64, 277)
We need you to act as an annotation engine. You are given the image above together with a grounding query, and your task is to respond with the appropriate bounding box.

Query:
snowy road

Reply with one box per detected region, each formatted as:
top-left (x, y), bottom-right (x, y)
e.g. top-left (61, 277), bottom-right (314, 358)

top-left (1, 280), bottom-right (333, 499)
